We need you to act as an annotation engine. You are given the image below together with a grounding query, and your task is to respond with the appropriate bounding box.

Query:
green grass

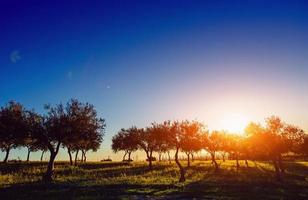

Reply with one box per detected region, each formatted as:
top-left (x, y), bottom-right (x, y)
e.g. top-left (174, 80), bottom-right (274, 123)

top-left (0, 160), bottom-right (308, 199)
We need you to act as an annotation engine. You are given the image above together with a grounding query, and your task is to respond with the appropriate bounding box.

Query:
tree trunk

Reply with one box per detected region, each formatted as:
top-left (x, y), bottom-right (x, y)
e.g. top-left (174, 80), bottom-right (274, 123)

top-left (81, 150), bottom-right (85, 162)
top-left (278, 154), bottom-right (285, 173)
top-left (83, 151), bottom-right (87, 162)
top-left (158, 152), bottom-right (162, 162)
top-left (74, 149), bottom-right (79, 166)
top-left (123, 151), bottom-right (127, 161)
top-left (128, 151), bottom-right (132, 161)
top-left (272, 159), bottom-right (282, 182)
top-left (3, 147), bottom-right (10, 163)
top-left (148, 151), bottom-right (153, 170)
top-left (191, 153), bottom-right (194, 162)
top-left (43, 151), bottom-right (56, 183)
top-left (27, 148), bottom-right (31, 162)
top-left (222, 153), bottom-right (226, 162)
top-left (211, 152), bottom-right (219, 171)
top-left (67, 148), bottom-right (73, 165)
top-left (43, 142), bottom-right (61, 183)
top-left (175, 147), bottom-right (185, 182)
top-left (236, 158), bottom-right (240, 169)
top-left (236, 153), bottom-right (240, 169)
top-left (40, 150), bottom-right (45, 162)
top-left (167, 151), bottom-right (171, 164)
top-left (186, 153), bottom-right (190, 167)
top-left (245, 159), bottom-right (249, 167)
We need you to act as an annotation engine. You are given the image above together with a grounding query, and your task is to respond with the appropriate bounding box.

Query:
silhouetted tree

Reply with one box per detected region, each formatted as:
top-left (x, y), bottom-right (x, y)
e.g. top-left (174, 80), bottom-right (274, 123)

top-left (62, 99), bottom-right (105, 166)
top-left (34, 99), bottom-right (105, 183)
top-left (215, 131), bottom-right (229, 162)
top-left (225, 134), bottom-right (243, 169)
top-left (302, 135), bottom-right (308, 157)
top-left (0, 101), bottom-right (26, 163)
top-left (112, 127), bottom-right (139, 161)
top-left (202, 130), bottom-right (223, 171)
top-left (180, 121), bottom-right (203, 167)
top-left (137, 126), bottom-right (158, 169)
top-left (164, 120), bottom-right (205, 182)
top-left (245, 116), bottom-right (305, 181)
top-left (23, 110), bottom-right (48, 162)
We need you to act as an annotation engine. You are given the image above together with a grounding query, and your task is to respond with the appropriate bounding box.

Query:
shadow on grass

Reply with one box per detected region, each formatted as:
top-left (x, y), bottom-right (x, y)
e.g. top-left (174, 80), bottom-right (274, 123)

top-left (77, 162), bottom-right (130, 170)
top-left (165, 161), bottom-right (308, 200)
top-left (0, 181), bottom-right (179, 200)
top-left (63, 163), bottom-right (170, 180)
top-left (1, 161), bottom-right (308, 199)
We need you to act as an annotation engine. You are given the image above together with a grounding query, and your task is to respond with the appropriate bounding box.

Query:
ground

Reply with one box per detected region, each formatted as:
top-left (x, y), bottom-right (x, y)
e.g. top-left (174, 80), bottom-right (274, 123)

top-left (0, 160), bottom-right (308, 199)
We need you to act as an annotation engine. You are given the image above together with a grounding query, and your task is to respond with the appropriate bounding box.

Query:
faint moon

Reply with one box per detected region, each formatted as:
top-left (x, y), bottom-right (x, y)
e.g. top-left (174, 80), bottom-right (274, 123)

top-left (10, 50), bottom-right (21, 63)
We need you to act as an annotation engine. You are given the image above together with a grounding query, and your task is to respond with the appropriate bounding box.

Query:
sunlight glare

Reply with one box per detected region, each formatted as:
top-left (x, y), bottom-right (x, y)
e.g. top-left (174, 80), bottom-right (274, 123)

top-left (221, 113), bottom-right (249, 134)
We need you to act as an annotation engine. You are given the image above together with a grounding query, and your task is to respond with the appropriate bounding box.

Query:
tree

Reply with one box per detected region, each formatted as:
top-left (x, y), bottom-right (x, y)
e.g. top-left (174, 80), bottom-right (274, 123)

top-left (62, 99), bottom-right (105, 166)
top-left (32, 99), bottom-right (105, 183)
top-left (283, 124), bottom-right (305, 155)
top-left (302, 135), bottom-right (308, 157)
top-left (225, 134), bottom-right (243, 169)
top-left (180, 121), bottom-right (203, 167)
top-left (245, 116), bottom-right (305, 181)
top-left (112, 127), bottom-right (139, 161)
top-left (137, 126), bottom-right (157, 169)
top-left (23, 110), bottom-right (48, 162)
top-left (167, 121), bottom-right (185, 182)
top-left (0, 101), bottom-right (26, 163)
top-left (202, 130), bottom-right (224, 171)
top-left (151, 123), bottom-right (170, 162)
top-left (218, 132), bottom-right (230, 162)
top-left (163, 120), bottom-right (205, 182)
top-left (79, 126), bottom-right (104, 163)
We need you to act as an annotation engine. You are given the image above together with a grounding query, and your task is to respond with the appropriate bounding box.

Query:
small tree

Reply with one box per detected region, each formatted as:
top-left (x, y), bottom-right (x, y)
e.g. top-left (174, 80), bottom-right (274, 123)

top-left (33, 99), bottom-right (105, 183)
top-left (137, 126), bottom-right (158, 169)
top-left (0, 101), bottom-right (26, 163)
top-left (163, 120), bottom-right (205, 182)
top-left (151, 123), bottom-right (170, 162)
top-left (225, 134), bottom-right (243, 169)
top-left (302, 135), bottom-right (308, 157)
top-left (202, 130), bottom-right (223, 171)
top-left (180, 121), bottom-right (203, 167)
top-left (22, 110), bottom-right (48, 162)
top-left (63, 99), bottom-right (105, 166)
top-left (245, 116), bottom-right (305, 181)
top-left (112, 127), bottom-right (139, 161)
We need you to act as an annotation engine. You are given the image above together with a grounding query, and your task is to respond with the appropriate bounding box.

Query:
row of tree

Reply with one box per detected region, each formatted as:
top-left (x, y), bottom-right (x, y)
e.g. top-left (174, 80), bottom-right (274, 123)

top-left (112, 117), bottom-right (307, 182)
top-left (1, 99), bottom-right (307, 184)
top-left (0, 100), bottom-right (105, 182)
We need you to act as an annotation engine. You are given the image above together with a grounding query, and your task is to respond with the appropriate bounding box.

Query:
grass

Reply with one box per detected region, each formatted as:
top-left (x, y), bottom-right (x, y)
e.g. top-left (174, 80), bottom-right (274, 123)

top-left (0, 160), bottom-right (308, 199)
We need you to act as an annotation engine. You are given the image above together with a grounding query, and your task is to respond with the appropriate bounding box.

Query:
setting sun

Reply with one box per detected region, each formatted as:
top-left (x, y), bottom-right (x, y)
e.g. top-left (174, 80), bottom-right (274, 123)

top-left (220, 113), bottom-right (250, 134)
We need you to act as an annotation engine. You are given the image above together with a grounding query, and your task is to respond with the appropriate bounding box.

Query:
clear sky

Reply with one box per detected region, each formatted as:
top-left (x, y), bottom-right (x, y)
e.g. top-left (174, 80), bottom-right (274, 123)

top-left (0, 0), bottom-right (307, 161)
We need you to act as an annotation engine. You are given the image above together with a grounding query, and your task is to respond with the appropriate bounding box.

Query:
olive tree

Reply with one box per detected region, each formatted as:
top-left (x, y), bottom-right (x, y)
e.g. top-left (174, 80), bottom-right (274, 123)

top-left (112, 127), bottom-right (139, 161)
top-left (0, 101), bottom-right (26, 163)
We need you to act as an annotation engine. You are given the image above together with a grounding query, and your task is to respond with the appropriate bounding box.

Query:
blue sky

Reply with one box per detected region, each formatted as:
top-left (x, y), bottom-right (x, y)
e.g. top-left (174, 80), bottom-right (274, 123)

top-left (0, 0), bottom-right (308, 161)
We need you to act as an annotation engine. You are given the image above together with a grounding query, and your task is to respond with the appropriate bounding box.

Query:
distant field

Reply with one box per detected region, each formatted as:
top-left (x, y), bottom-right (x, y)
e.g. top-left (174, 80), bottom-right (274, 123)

top-left (0, 160), bottom-right (308, 199)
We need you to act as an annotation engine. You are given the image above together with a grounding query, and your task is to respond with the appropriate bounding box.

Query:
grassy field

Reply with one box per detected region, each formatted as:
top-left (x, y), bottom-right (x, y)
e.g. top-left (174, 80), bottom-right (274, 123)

top-left (0, 160), bottom-right (308, 199)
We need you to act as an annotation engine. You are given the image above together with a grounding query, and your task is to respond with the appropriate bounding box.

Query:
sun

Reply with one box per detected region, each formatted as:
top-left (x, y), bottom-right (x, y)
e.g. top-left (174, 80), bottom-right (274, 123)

top-left (221, 113), bottom-right (249, 134)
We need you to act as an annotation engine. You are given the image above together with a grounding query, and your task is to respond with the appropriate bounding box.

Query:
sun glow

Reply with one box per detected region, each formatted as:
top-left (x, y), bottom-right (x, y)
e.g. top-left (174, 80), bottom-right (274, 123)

top-left (220, 113), bottom-right (250, 134)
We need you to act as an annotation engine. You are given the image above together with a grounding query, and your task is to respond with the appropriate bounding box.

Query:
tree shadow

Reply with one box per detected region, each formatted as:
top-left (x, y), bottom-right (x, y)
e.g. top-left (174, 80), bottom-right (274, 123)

top-left (0, 181), bottom-right (179, 200)
top-left (165, 161), bottom-right (308, 199)
top-left (77, 162), bottom-right (130, 170)
top-left (1, 161), bottom-right (308, 199)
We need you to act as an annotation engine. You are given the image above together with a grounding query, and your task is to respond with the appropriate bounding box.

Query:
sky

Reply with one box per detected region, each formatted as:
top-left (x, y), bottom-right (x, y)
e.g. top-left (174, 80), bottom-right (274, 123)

top-left (0, 0), bottom-right (308, 161)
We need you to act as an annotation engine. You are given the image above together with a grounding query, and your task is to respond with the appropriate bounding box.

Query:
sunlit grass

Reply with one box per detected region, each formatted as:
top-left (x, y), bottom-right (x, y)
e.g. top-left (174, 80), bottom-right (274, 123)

top-left (0, 160), bottom-right (308, 199)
